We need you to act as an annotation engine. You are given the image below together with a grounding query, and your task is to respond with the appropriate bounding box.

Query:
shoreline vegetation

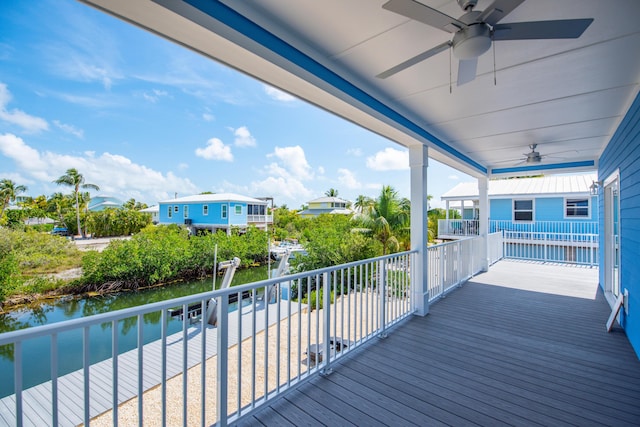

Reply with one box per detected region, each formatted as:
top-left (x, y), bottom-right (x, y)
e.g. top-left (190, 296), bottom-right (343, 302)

top-left (0, 224), bottom-right (271, 312)
top-left (1, 185), bottom-right (455, 314)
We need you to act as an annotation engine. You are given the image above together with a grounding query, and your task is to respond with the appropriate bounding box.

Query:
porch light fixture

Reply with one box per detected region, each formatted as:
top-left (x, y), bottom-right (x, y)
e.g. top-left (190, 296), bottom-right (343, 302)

top-left (589, 180), bottom-right (602, 196)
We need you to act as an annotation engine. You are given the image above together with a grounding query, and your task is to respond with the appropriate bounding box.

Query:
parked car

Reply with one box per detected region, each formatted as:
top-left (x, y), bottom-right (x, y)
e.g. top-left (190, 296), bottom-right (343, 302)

top-left (51, 226), bottom-right (69, 236)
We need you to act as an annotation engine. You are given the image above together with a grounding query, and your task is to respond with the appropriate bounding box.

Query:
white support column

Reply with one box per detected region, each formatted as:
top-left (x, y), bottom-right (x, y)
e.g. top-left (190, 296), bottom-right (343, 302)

top-left (478, 176), bottom-right (490, 271)
top-left (410, 144), bottom-right (429, 316)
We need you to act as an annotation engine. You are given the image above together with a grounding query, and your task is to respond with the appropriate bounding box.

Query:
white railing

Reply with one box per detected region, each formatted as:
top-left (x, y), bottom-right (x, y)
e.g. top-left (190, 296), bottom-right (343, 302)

top-left (488, 230), bottom-right (504, 265)
top-left (437, 219), bottom-right (479, 238)
top-left (490, 221), bottom-right (599, 266)
top-left (0, 251), bottom-right (414, 427)
top-left (428, 235), bottom-right (485, 301)
top-left (247, 215), bottom-right (273, 223)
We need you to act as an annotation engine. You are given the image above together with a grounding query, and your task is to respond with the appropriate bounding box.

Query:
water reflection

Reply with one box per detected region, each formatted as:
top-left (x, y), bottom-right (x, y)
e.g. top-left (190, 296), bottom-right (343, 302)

top-left (0, 265), bottom-right (267, 398)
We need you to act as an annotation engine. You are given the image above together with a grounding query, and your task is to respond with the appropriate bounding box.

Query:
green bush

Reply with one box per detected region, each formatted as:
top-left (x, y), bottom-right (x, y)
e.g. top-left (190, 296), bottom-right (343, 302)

top-left (302, 288), bottom-right (334, 311)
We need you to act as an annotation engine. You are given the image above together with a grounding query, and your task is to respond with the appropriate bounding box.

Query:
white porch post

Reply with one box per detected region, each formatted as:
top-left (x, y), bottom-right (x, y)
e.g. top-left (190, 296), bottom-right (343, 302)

top-left (478, 177), bottom-right (489, 271)
top-left (410, 144), bottom-right (429, 316)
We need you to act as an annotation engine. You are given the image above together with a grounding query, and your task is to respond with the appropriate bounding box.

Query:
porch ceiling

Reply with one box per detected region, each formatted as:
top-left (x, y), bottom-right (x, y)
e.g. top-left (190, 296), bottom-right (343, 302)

top-left (81, 0), bottom-right (640, 178)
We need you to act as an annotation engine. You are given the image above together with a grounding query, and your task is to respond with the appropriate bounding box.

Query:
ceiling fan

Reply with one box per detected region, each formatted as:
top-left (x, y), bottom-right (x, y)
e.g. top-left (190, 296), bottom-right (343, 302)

top-left (377, 0), bottom-right (594, 85)
top-left (496, 144), bottom-right (578, 166)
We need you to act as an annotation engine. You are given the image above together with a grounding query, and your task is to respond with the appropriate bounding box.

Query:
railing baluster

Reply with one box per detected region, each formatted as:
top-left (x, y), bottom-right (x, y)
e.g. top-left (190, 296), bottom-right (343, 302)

top-left (51, 333), bottom-right (59, 427)
top-left (182, 303), bottom-right (188, 425)
top-left (236, 292), bottom-right (242, 417)
top-left (321, 272), bottom-right (332, 375)
top-left (217, 293), bottom-right (229, 427)
top-left (161, 310), bottom-right (168, 426)
top-left (14, 340), bottom-right (23, 427)
top-left (111, 322), bottom-right (118, 427)
top-left (137, 314), bottom-right (143, 426)
top-left (83, 326), bottom-right (90, 427)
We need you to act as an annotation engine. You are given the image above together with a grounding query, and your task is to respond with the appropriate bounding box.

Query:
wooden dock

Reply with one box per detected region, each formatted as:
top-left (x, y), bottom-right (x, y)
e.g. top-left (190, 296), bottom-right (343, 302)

top-left (0, 298), bottom-right (301, 427)
top-left (239, 261), bottom-right (640, 426)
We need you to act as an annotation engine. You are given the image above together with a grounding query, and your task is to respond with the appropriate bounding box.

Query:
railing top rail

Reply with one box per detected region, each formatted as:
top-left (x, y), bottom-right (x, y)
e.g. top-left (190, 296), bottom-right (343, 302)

top-left (0, 250), bottom-right (417, 345)
top-left (429, 234), bottom-right (485, 249)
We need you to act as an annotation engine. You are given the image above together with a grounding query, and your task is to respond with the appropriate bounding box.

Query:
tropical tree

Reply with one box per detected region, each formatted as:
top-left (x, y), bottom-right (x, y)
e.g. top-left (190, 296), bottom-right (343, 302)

top-left (325, 188), bottom-right (339, 197)
top-left (54, 168), bottom-right (100, 237)
top-left (123, 198), bottom-right (148, 211)
top-left (353, 194), bottom-right (374, 214)
top-left (47, 192), bottom-right (73, 227)
top-left (0, 179), bottom-right (27, 219)
top-left (353, 185), bottom-right (410, 255)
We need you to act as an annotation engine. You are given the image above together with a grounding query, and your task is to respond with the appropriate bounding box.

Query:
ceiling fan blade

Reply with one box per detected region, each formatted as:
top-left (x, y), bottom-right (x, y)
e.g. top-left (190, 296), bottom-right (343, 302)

top-left (457, 58), bottom-right (478, 86)
top-left (382, 0), bottom-right (465, 33)
top-left (478, 0), bottom-right (525, 25)
top-left (493, 19), bottom-right (594, 41)
top-left (377, 41), bottom-right (451, 79)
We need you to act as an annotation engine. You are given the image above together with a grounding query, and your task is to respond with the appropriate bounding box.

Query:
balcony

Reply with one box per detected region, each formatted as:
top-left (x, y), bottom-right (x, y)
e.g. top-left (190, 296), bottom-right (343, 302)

top-left (438, 220), bottom-right (599, 266)
top-left (1, 235), bottom-right (638, 426)
top-left (247, 214), bottom-right (273, 224)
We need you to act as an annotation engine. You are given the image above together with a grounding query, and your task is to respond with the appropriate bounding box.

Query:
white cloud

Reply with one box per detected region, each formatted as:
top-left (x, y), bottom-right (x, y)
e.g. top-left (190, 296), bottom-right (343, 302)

top-left (202, 112), bottom-right (215, 122)
top-left (0, 133), bottom-right (199, 203)
top-left (263, 85), bottom-right (296, 102)
top-left (337, 168), bottom-right (361, 190)
top-left (53, 120), bottom-right (84, 138)
top-left (178, 163), bottom-right (189, 170)
top-left (142, 89), bottom-right (169, 103)
top-left (346, 148), bottom-right (363, 157)
top-left (195, 138), bottom-right (233, 162)
top-left (0, 83), bottom-right (49, 133)
top-left (233, 126), bottom-right (256, 147)
top-left (317, 166), bottom-right (325, 175)
top-left (268, 146), bottom-right (313, 180)
top-left (366, 147), bottom-right (409, 171)
top-left (448, 174), bottom-right (460, 180)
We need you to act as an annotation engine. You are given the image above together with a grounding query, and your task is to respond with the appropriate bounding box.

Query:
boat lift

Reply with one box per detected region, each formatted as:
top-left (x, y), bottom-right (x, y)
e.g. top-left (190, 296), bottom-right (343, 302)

top-left (168, 257), bottom-right (241, 326)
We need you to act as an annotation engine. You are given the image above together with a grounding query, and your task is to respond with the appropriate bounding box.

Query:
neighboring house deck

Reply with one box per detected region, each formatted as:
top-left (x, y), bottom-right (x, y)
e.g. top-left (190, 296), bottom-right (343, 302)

top-left (239, 261), bottom-right (640, 426)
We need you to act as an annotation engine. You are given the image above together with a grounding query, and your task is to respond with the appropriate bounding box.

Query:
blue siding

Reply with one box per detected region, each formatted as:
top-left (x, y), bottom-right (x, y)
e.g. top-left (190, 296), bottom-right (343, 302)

top-left (158, 201), bottom-right (237, 226)
top-left (489, 199), bottom-right (511, 221)
top-left (599, 91), bottom-right (640, 358)
top-left (535, 198), bottom-right (558, 221)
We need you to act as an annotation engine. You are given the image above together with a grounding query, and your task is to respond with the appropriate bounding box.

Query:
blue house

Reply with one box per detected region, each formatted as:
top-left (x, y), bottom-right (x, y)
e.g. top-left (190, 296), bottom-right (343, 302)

top-left (158, 193), bottom-right (271, 234)
top-left (440, 173), bottom-right (599, 265)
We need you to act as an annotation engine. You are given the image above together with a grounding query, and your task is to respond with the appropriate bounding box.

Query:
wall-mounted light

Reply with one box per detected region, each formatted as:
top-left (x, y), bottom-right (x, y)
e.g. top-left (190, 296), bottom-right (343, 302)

top-left (590, 180), bottom-right (602, 196)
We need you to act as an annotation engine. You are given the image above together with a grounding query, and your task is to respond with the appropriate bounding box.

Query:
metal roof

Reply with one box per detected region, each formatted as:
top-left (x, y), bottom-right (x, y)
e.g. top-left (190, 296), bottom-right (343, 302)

top-left (308, 196), bottom-right (350, 204)
top-left (441, 173), bottom-right (597, 200)
top-left (158, 193), bottom-right (267, 204)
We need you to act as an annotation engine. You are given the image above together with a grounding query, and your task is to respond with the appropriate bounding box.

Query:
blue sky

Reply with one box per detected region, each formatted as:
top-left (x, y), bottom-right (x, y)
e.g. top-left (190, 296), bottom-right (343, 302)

top-left (0, 0), bottom-right (470, 209)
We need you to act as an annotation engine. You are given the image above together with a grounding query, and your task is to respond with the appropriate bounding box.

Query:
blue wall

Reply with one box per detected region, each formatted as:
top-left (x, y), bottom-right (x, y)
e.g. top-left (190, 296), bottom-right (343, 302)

top-left (599, 91), bottom-right (640, 358)
top-left (489, 197), bottom-right (596, 222)
top-left (158, 201), bottom-right (249, 226)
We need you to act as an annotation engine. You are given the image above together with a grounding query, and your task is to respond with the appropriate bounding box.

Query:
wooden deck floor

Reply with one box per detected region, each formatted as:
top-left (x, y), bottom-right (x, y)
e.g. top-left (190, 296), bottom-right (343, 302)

top-left (239, 260), bottom-right (640, 426)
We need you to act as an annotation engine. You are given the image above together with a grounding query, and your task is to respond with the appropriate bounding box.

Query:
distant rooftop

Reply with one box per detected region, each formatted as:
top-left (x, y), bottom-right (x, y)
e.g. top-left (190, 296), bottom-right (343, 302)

top-left (159, 193), bottom-right (267, 204)
top-left (441, 173), bottom-right (597, 200)
top-left (308, 196), bottom-right (349, 204)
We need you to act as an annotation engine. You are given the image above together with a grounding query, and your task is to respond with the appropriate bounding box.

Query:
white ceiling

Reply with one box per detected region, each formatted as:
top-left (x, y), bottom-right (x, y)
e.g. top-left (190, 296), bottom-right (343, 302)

top-left (81, 0), bottom-right (640, 178)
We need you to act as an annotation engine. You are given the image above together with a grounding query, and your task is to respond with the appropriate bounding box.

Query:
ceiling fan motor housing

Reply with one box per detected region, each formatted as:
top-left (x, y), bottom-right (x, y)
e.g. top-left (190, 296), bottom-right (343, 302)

top-left (456, 0), bottom-right (478, 11)
top-left (452, 23), bottom-right (491, 59)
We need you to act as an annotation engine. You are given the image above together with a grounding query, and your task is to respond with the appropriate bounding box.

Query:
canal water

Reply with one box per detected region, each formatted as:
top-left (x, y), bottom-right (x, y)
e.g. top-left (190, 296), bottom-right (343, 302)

top-left (0, 265), bottom-right (268, 398)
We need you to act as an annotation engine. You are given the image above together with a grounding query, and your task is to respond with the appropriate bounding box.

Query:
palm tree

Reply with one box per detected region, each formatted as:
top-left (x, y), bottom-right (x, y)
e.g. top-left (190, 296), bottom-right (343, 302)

top-left (0, 179), bottom-right (28, 218)
top-left (354, 185), bottom-right (409, 255)
top-left (54, 168), bottom-right (99, 237)
top-left (353, 194), bottom-right (374, 214)
top-left (325, 188), bottom-right (339, 197)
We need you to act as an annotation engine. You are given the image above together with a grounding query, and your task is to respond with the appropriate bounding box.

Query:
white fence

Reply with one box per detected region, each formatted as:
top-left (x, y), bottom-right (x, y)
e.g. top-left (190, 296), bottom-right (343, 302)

top-left (428, 235), bottom-right (492, 301)
top-left (437, 219), bottom-right (479, 238)
top-left (490, 221), bottom-right (599, 266)
top-left (0, 251), bottom-right (414, 427)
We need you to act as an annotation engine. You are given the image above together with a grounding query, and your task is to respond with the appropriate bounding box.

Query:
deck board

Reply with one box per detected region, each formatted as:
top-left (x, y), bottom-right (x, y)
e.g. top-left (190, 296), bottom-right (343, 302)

top-left (250, 260), bottom-right (640, 426)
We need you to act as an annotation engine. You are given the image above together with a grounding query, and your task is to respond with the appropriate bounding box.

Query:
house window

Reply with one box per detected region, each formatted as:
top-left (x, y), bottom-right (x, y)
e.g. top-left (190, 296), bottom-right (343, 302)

top-left (235, 205), bottom-right (242, 215)
top-left (203, 205), bottom-right (208, 216)
top-left (174, 206), bottom-right (179, 213)
top-left (513, 199), bottom-right (533, 222)
top-left (565, 198), bottom-right (589, 218)
top-left (184, 205), bottom-right (189, 218)
top-left (168, 205), bottom-right (172, 218)
top-left (222, 205), bottom-right (227, 219)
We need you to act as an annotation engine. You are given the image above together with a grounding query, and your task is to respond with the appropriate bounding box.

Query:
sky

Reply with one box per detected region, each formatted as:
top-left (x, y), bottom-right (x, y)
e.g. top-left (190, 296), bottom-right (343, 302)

top-left (0, 0), bottom-right (471, 209)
